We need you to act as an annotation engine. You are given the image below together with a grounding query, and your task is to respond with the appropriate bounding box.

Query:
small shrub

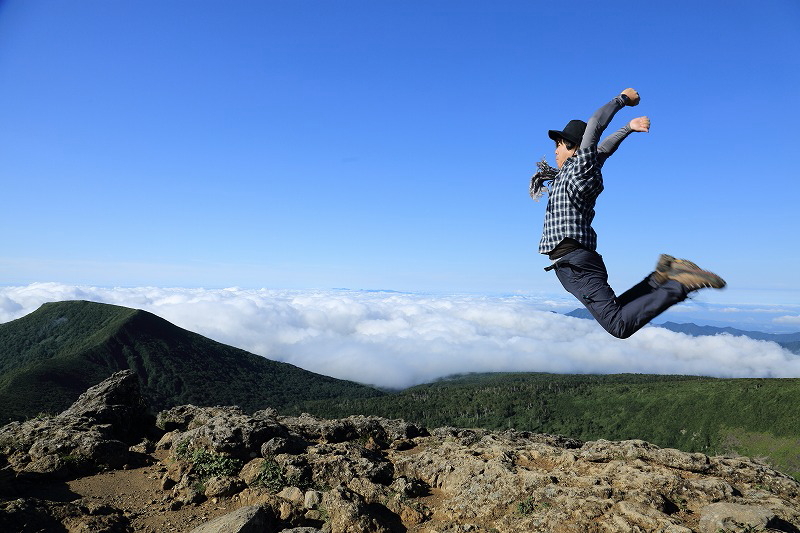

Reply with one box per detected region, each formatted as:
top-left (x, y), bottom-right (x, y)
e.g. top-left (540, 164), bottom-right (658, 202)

top-left (189, 449), bottom-right (242, 482)
top-left (173, 440), bottom-right (241, 482)
top-left (251, 457), bottom-right (287, 492)
top-left (174, 438), bottom-right (192, 459)
top-left (59, 454), bottom-right (82, 467)
top-left (516, 496), bottom-right (548, 515)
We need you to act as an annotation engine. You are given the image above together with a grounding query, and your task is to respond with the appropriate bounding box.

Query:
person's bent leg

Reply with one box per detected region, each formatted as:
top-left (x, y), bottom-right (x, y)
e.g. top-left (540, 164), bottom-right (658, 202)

top-left (554, 249), bottom-right (630, 337)
top-left (554, 249), bottom-right (688, 338)
top-left (612, 280), bottom-right (688, 337)
top-left (615, 276), bottom-right (657, 307)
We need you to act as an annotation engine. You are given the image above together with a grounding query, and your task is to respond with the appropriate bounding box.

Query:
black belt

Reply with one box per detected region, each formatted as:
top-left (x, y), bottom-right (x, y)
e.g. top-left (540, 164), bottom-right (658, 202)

top-left (544, 260), bottom-right (565, 272)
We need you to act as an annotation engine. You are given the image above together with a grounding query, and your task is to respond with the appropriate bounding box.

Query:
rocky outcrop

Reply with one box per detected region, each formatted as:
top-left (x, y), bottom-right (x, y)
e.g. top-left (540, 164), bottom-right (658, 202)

top-left (0, 370), bottom-right (152, 481)
top-left (2, 372), bottom-right (799, 532)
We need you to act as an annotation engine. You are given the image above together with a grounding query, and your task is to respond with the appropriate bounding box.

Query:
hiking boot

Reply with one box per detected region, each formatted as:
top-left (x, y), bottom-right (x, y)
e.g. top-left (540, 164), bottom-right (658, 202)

top-left (665, 265), bottom-right (726, 291)
top-left (673, 257), bottom-right (701, 271)
top-left (653, 254), bottom-right (703, 284)
top-left (653, 254), bottom-right (674, 283)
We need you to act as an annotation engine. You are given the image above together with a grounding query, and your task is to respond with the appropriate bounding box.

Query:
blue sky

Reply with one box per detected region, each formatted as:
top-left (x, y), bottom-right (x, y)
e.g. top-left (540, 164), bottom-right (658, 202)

top-left (1, 0), bottom-right (799, 306)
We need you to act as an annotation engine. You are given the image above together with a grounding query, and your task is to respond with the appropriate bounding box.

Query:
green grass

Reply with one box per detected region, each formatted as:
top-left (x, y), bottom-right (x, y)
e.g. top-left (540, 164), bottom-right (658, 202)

top-left (719, 427), bottom-right (800, 479)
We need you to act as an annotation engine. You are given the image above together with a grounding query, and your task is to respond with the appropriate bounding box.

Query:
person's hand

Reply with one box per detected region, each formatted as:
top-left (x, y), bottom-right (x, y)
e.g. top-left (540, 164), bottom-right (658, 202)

top-left (621, 88), bottom-right (640, 106)
top-left (629, 116), bottom-right (650, 132)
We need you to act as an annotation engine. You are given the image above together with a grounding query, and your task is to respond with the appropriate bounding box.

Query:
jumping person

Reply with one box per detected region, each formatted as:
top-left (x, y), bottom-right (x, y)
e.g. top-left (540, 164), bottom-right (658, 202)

top-left (530, 88), bottom-right (725, 339)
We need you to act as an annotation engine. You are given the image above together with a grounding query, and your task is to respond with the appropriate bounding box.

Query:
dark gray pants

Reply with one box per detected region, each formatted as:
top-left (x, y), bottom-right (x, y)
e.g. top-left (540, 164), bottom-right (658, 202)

top-left (551, 248), bottom-right (688, 339)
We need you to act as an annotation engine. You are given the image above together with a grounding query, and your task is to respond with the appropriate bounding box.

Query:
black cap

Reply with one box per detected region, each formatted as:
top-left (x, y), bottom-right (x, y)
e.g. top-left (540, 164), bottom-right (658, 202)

top-left (548, 119), bottom-right (587, 146)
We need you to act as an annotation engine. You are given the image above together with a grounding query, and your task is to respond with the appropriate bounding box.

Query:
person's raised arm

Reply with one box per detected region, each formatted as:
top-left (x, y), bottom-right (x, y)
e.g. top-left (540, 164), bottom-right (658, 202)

top-left (598, 115), bottom-right (650, 159)
top-left (580, 88), bottom-right (640, 150)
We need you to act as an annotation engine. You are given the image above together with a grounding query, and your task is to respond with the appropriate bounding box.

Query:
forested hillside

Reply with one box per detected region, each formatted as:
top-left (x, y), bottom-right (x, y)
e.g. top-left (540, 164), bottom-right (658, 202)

top-left (292, 372), bottom-right (800, 479)
top-left (0, 300), bottom-right (382, 422)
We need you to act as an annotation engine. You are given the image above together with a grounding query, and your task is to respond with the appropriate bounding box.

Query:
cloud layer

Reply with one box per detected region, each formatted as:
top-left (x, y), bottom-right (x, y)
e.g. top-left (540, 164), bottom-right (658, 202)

top-left (2, 283), bottom-right (799, 389)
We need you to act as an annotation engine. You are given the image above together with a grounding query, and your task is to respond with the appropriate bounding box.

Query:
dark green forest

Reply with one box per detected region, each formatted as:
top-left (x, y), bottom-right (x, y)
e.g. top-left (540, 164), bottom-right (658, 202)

top-left (291, 372), bottom-right (800, 479)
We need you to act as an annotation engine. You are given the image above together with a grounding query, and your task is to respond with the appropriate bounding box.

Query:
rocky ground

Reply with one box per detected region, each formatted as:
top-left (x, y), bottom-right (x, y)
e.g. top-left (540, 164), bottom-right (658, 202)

top-left (1, 371), bottom-right (799, 533)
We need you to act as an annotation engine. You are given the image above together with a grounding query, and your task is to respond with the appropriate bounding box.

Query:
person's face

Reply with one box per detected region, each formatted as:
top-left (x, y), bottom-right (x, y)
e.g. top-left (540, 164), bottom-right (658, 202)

top-left (555, 139), bottom-right (577, 168)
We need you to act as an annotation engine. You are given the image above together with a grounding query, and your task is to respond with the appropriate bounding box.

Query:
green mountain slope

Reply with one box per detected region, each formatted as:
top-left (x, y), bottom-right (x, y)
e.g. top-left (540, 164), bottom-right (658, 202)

top-left (292, 372), bottom-right (800, 479)
top-left (0, 300), bottom-right (382, 422)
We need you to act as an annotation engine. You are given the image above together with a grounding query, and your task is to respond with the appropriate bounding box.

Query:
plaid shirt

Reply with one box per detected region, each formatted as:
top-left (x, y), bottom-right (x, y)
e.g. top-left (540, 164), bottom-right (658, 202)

top-left (538, 145), bottom-right (605, 254)
top-left (538, 94), bottom-right (632, 255)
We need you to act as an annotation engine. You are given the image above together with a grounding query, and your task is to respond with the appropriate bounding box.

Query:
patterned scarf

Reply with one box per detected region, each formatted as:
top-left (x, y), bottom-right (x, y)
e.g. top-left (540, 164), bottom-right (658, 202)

top-left (529, 157), bottom-right (558, 202)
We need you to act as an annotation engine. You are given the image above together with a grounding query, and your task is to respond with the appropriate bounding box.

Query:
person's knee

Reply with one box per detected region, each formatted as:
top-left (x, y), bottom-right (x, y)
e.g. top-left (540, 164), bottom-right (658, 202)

top-left (602, 320), bottom-right (634, 339)
top-left (611, 329), bottom-right (634, 339)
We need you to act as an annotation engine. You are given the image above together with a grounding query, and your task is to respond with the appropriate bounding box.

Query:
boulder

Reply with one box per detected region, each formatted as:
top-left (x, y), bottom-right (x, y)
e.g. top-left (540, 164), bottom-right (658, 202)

top-left (189, 504), bottom-right (274, 533)
top-left (306, 441), bottom-right (394, 487)
top-left (204, 475), bottom-right (246, 498)
top-left (698, 502), bottom-right (775, 532)
top-left (0, 370), bottom-right (151, 479)
top-left (170, 408), bottom-right (288, 461)
top-left (322, 485), bottom-right (391, 533)
top-left (157, 405), bottom-right (244, 432)
top-left (60, 369), bottom-right (152, 441)
top-left (280, 413), bottom-right (426, 447)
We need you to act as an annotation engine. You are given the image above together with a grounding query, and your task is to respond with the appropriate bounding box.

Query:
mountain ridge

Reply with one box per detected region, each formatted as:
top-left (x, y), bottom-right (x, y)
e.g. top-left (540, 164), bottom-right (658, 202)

top-left (0, 300), bottom-right (382, 422)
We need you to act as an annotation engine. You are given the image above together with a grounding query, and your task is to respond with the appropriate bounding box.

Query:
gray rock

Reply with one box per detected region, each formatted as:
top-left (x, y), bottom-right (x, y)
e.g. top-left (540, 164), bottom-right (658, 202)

top-left (189, 504), bottom-right (272, 533)
top-left (0, 497), bottom-right (130, 532)
top-left (280, 413), bottom-right (425, 447)
top-left (277, 486), bottom-right (304, 505)
top-left (170, 408), bottom-right (288, 460)
top-left (304, 489), bottom-right (322, 509)
top-left (322, 486), bottom-right (390, 533)
top-left (157, 405), bottom-right (243, 432)
top-left (307, 441), bottom-right (394, 487)
top-left (391, 431), bottom-right (800, 531)
top-left (698, 502), bottom-right (775, 533)
top-left (60, 369), bottom-right (151, 440)
top-left (391, 476), bottom-right (428, 498)
top-left (204, 475), bottom-right (246, 498)
top-left (279, 413), bottom-right (360, 443)
top-left (0, 370), bottom-right (150, 478)
top-left (262, 435), bottom-right (308, 456)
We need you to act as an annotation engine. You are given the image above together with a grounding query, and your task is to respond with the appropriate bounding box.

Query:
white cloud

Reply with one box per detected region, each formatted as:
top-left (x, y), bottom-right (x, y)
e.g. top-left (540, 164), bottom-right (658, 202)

top-left (1, 283), bottom-right (799, 389)
top-left (775, 315), bottom-right (800, 325)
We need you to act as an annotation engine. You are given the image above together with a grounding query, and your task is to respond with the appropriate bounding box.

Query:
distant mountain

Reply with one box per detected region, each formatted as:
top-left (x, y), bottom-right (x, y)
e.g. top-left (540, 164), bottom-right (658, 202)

top-left (0, 300), bottom-right (382, 422)
top-left (565, 308), bottom-right (594, 320)
top-left (565, 308), bottom-right (800, 353)
top-left (657, 321), bottom-right (800, 343)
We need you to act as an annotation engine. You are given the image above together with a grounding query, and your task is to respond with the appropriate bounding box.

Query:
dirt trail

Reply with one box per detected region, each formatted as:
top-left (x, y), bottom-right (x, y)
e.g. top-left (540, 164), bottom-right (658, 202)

top-left (17, 451), bottom-right (235, 533)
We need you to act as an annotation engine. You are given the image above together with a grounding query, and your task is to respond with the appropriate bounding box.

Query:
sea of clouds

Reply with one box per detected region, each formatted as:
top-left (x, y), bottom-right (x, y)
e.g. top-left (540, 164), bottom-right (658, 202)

top-left (1, 283), bottom-right (799, 389)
